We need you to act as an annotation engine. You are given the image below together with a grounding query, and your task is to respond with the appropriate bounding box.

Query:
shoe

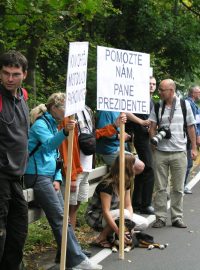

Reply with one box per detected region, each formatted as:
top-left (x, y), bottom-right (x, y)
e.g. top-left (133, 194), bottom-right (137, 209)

top-left (72, 258), bottom-right (102, 270)
top-left (55, 249), bottom-right (61, 263)
top-left (82, 249), bottom-right (92, 258)
top-left (140, 206), bottom-right (155, 215)
top-left (152, 219), bottom-right (166, 228)
top-left (133, 205), bottom-right (141, 213)
top-left (56, 248), bottom-right (93, 263)
top-left (184, 187), bottom-right (192, 194)
top-left (172, 219), bottom-right (187, 228)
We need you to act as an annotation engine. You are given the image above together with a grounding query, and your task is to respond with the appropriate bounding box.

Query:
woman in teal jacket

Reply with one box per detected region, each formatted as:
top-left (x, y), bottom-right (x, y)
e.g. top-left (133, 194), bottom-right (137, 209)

top-left (24, 92), bottom-right (102, 270)
top-left (25, 106), bottom-right (67, 182)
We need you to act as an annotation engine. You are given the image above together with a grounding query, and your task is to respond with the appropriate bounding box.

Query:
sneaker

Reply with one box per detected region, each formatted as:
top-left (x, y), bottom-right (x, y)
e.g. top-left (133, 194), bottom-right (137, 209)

top-left (152, 219), bottom-right (166, 228)
top-left (72, 258), bottom-right (102, 270)
top-left (184, 187), bottom-right (192, 194)
top-left (82, 249), bottom-right (92, 258)
top-left (55, 249), bottom-right (61, 263)
top-left (172, 219), bottom-right (187, 228)
top-left (140, 206), bottom-right (155, 215)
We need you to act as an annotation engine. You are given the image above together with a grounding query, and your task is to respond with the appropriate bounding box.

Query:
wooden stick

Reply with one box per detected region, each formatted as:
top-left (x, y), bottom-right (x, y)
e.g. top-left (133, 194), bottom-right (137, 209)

top-left (119, 120), bottom-right (125, 259)
top-left (60, 116), bottom-right (75, 270)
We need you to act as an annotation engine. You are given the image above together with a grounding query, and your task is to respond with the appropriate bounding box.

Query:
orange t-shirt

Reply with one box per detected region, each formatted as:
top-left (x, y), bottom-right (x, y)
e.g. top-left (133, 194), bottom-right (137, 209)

top-left (59, 120), bottom-right (117, 182)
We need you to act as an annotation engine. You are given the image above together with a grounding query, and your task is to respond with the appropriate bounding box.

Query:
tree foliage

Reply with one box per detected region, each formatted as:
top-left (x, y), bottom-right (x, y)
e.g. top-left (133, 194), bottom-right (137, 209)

top-left (0, 0), bottom-right (200, 108)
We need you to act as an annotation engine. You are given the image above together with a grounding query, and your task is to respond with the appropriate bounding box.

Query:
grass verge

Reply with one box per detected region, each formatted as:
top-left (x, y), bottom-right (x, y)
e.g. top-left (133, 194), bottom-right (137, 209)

top-left (24, 201), bottom-right (96, 269)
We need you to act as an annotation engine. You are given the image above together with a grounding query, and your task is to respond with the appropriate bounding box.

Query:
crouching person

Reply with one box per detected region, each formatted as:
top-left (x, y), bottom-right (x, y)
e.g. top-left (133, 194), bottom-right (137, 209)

top-left (85, 154), bottom-right (149, 248)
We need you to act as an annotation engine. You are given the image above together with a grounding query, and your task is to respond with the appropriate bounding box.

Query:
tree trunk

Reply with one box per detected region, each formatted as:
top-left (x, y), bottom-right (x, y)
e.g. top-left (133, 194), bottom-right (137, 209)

top-left (25, 36), bottom-right (42, 106)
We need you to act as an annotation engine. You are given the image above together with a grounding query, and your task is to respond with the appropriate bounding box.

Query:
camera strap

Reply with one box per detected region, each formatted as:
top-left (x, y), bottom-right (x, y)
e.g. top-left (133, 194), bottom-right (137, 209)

top-left (160, 97), bottom-right (176, 126)
top-left (168, 97), bottom-right (176, 126)
top-left (76, 109), bottom-right (93, 134)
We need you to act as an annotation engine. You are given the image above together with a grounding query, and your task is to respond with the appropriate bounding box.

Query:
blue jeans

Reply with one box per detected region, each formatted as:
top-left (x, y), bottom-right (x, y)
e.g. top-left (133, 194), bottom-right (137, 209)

top-left (101, 147), bottom-right (130, 166)
top-left (24, 174), bottom-right (86, 268)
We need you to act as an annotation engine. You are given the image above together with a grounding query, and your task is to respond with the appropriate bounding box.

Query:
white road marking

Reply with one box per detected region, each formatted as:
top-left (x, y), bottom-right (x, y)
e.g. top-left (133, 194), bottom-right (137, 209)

top-left (186, 170), bottom-right (200, 190)
top-left (90, 249), bottom-right (112, 264)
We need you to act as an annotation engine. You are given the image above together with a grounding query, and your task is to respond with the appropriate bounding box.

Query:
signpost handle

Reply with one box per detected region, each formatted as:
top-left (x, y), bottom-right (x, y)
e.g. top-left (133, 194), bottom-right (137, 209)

top-left (119, 120), bottom-right (125, 260)
top-left (60, 116), bottom-right (74, 270)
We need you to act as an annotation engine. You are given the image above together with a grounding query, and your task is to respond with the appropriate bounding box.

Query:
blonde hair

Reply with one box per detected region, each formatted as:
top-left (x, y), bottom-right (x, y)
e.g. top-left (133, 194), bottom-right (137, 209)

top-left (30, 104), bottom-right (47, 124)
top-left (46, 92), bottom-right (65, 110)
top-left (30, 92), bottom-right (65, 124)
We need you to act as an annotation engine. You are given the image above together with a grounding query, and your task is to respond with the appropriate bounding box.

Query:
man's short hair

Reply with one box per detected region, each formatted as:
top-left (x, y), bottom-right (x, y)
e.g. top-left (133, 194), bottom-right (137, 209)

top-left (0, 50), bottom-right (28, 72)
top-left (188, 85), bottom-right (200, 97)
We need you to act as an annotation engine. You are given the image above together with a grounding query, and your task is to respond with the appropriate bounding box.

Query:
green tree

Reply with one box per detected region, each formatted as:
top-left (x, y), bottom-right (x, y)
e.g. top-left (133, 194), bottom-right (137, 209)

top-left (0, 0), bottom-right (115, 107)
top-left (1, 0), bottom-right (200, 107)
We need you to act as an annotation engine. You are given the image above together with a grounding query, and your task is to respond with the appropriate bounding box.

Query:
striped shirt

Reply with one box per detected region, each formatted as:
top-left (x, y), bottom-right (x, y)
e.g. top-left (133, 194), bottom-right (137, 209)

top-left (149, 97), bottom-right (195, 152)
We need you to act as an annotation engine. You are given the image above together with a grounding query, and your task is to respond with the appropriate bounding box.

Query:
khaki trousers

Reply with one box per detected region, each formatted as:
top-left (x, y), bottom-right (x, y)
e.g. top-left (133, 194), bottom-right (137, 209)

top-left (153, 150), bottom-right (187, 223)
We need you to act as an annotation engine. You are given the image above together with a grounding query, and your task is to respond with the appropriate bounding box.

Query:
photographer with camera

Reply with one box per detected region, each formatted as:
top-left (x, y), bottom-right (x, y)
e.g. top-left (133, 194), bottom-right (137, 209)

top-left (149, 79), bottom-right (197, 229)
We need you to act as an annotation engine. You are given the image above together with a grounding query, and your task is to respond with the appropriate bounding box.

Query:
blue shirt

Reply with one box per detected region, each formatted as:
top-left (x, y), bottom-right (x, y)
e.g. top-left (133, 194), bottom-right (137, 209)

top-left (96, 111), bottom-right (120, 154)
top-left (185, 97), bottom-right (200, 136)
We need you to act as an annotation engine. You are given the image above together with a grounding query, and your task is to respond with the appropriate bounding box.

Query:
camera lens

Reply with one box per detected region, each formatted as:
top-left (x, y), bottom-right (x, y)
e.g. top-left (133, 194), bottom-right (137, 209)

top-left (151, 137), bottom-right (159, 146)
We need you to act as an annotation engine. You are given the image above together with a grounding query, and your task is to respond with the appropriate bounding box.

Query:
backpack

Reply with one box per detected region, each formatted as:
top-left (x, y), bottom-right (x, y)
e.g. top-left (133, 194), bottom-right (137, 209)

top-left (0, 88), bottom-right (28, 112)
top-left (76, 107), bottom-right (96, 156)
top-left (29, 114), bottom-right (54, 157)
top-left (154, 98), bottom-right (187, 135)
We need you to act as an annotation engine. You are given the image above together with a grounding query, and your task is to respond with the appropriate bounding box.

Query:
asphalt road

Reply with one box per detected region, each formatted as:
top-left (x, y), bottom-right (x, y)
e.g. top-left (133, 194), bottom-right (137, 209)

top-left (91, 170), bottom-right (200, 270)
top-left (47, 168), bottom-right (200, 270)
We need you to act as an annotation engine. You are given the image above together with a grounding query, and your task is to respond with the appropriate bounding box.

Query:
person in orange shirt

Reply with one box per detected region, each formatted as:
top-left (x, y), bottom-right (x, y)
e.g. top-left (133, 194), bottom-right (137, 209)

top-left (59, 112), bottom-right (127, 225)
top-left (60, 113), bottom-right (126, 179)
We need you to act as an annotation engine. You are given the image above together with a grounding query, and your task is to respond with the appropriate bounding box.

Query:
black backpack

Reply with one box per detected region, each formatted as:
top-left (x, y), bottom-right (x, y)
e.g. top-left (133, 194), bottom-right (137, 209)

top-left (76, 107), bottom-right (96, 156)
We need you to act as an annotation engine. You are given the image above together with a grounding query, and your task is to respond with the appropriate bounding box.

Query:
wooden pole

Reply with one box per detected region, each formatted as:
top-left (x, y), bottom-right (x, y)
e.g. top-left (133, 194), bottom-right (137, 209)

top-left (119, 120), bottom-right (125, 259)
top-left (60, 117), bottom-right (74, 270)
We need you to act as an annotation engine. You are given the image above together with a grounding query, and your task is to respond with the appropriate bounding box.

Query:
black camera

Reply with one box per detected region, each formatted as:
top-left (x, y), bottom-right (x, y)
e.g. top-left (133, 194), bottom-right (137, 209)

top-left (56, 158), bottom-right (63, 170)
top-left (151, 126), bottom-right (171, 146)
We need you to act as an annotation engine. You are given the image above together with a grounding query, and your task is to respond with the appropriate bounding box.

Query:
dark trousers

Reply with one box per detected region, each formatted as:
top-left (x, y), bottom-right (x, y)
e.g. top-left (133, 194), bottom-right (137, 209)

top-left (0, 176), bottom-right (28, 270)
top-left (184, 148), bottom-right (193, 186)
top-left (132, 135), bottom-right (154, 209)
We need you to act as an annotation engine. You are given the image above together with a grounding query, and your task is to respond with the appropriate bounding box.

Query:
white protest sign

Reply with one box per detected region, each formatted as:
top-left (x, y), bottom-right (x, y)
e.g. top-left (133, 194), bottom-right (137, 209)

top-left (97, 46), bottom-right (150, 114)
top-left (149, 67), bottom-right (153, 76)
top-left (65, 42), bottom-right (89, 116)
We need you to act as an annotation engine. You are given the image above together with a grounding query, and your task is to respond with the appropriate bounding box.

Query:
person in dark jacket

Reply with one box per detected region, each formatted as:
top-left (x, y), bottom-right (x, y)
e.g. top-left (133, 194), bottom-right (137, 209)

top-left (126, 76), bottom-right (156, 215)
top-left (0, 51), bottom-right (29, 270)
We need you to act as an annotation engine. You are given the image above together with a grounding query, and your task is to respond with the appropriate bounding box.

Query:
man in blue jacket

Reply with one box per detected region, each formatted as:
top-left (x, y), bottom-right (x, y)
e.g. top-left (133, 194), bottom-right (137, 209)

top-left (0, 51), bottom-right (29, 270)
top-left (96, 110), bottom-right (145, 175)
top-left (184, 85), bottom-right (200, 194)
